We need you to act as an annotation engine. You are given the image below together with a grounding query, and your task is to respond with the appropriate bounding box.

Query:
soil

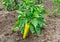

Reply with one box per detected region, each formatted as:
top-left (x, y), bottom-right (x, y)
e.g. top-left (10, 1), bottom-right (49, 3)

top-left (0, 0), bottom-right (60, 42)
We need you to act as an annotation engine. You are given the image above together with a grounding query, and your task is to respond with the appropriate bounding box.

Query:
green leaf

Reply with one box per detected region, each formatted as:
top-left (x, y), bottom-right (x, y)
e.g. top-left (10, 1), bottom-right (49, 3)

top-left (31, 19), bottom-right (38, 28)
top-left (24, 0), bottom-right (30, 4)
top-left (34, 11), bottom-right (38, 14)
top-left (16, 10), bottom-right (23, 14)
top-left (17, 15), bottom-right (21, 19)
top-left (14, 20), bottom-right (20, 31)
top-left (35, 14), bottom-right (40, 18)
top-left (43, 10), bottom-right (48, 14)
top-left (19, 19), bottom-right (25, 34)
top-left (35, 25), bottom-right (41, 36)
top-left (30, 7), bottom-right (34, 13)
top-left (30, 25), bottom-right (35, 34)
top-left (20, 27), bottom-right (24, 34)
top-left (19, 19), bottom-right (24, 27)
top-left (38, 19), bottom-right (45, 27)
top-left (18, 4), bottom-right (24, 10)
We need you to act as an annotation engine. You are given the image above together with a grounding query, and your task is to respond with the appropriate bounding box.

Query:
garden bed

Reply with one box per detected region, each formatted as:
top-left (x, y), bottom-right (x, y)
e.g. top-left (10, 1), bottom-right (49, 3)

top-left (0, 0), bottom-right (60, 42)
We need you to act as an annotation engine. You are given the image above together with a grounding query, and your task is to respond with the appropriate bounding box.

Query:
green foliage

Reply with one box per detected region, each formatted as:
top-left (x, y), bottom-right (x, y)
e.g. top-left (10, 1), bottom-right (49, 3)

top-left (14, 20), bottom-right (20, 31)
top-left (14, 0), bottom-right (47, 36)
top-left (30, 25), bottom-right (35, 33)
top-left (2, 0), bottom-right (18, 10)
top-left (52, 0), bottom-right (60, 14)
top-left (55, 0), bottom-right (60, 3)
top-left (54, 0), bottom-right (60, 6)
top-left (35, 25), bottom-right (41, 36)
top-left (38, 0), bottom-right (43, 4)
top-left (56, 0), bottom-right (60, 13)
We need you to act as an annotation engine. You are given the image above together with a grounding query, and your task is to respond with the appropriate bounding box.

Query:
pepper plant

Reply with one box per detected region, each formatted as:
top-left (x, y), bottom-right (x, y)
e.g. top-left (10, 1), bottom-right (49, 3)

top-left (14, 0), bottom-right (47, 39)
top-left (2, 0), bottom-right (18, 10)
